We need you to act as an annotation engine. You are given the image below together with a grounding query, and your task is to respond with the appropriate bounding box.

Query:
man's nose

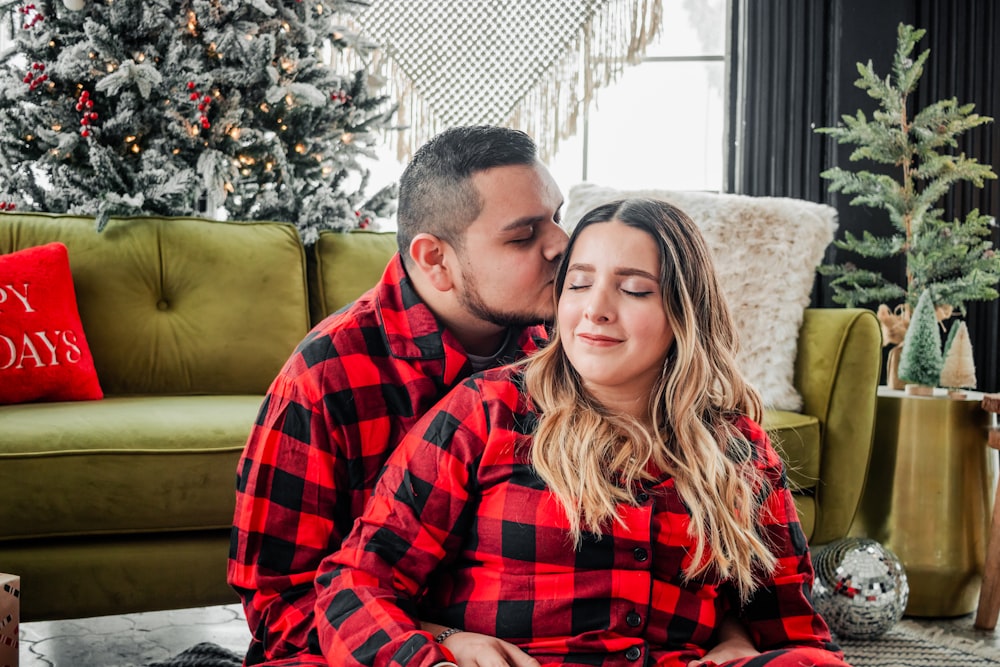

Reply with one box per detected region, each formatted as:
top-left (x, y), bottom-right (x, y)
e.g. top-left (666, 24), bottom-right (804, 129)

top-left (542, 220), bottom-right (569, 262)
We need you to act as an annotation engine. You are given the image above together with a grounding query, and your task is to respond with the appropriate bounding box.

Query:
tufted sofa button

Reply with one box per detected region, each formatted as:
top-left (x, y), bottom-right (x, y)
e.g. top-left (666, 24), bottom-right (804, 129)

top-left (156, 299), bottom-right (170, 311)
top-left (633, 547), bottom-right (648, 562)
top-left (625, 646), bottom-right (642, 661)
top-left (626, 611), bottom-right (642, 627)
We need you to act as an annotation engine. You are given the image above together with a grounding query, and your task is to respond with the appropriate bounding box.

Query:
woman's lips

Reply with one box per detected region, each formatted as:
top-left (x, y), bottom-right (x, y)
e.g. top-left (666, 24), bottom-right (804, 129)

top-left (577, 332), bottom-right (621, 345)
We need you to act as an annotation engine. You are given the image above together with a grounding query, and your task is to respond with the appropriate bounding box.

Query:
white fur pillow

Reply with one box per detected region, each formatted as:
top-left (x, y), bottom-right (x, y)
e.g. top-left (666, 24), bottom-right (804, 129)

top-left (564, 184), bottom-right (837, 412)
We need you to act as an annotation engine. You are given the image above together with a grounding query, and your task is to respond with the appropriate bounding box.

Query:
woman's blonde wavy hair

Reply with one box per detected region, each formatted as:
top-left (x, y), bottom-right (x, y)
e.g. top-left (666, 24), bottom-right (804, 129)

top-left (523, 198), bottom-right (776, 601)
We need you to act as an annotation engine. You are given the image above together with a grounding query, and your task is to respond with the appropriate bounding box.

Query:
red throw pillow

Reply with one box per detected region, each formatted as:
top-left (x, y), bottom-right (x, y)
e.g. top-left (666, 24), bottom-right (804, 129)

top-left (0, 242), bottom-right (103, 404)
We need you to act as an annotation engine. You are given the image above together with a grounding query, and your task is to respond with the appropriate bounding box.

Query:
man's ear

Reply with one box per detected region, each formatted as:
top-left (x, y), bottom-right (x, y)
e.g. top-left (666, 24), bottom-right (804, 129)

top-left (408, 233), bottom-right (456, 292)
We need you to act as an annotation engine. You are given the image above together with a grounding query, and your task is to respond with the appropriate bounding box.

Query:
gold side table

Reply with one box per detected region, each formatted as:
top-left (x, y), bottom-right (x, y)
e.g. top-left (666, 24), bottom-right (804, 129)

top-left (974, 395), bottom-right (1000, 630)
top-left (850, 387), bottom-right (995, 617)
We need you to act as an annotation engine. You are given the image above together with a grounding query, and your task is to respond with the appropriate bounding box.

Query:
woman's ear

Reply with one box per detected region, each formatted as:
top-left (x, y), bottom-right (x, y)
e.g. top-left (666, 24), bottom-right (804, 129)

top-left (408, 233), bottom-right (456, 292)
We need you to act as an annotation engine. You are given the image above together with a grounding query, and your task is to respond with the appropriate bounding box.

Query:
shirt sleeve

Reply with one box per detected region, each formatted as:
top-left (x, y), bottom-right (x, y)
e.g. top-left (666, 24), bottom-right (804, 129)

top-left (228, 368), bottom-right (346, 662)
top-left (314, 379), bottom-right (488, 667)
top-left (732, 418), bottom-right (842, 656)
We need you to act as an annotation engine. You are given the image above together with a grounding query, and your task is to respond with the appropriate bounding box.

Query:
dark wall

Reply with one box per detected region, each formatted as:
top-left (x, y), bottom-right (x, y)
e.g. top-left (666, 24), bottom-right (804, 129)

top-left (728, 0), bottom-right (999, 391)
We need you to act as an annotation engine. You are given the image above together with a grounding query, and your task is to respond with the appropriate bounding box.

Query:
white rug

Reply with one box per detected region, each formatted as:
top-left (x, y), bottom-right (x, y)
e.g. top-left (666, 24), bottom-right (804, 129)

top-left (839, 619), bottom-right (1000, 666)
top-left (145, 620), bottom-right (1000, 666)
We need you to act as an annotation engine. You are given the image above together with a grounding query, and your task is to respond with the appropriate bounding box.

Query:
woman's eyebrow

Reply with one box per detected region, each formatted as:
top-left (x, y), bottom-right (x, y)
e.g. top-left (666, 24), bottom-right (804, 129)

top-left (567, 262), bottom-right (657, 281)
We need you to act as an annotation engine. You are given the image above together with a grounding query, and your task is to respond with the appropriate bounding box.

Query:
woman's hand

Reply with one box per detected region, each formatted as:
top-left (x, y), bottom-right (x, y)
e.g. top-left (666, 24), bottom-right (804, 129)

top-left (686, 615), bottom-right (760, 667)
top-left (421, 622), bottom-right (540, 667)
top-left (441, 631), bottom-right (541, 667)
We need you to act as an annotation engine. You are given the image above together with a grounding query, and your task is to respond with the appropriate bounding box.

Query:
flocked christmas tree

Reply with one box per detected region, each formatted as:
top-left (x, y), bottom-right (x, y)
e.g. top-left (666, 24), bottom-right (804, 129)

top-left (0, 0), bottom-right (397, 242)
top-left (897, 289), bottom-right (943, 392)
top-left (816, 23), bottom-right (1000, 317)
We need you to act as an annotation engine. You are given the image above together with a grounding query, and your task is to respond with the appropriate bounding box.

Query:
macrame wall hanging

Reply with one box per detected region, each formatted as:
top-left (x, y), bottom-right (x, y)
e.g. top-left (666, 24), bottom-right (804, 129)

top-left (335, 0), bottom-right (664, 161)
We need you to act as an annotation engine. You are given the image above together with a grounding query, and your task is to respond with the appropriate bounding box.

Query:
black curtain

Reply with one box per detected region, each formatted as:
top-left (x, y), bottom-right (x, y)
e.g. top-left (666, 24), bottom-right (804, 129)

top-left (728, 0), bottom-right (1000, 392)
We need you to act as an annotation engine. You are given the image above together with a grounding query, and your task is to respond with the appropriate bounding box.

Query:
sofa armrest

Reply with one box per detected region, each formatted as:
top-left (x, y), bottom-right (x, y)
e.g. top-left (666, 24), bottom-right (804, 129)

top-left (793, 308), bottom-right (883, 545)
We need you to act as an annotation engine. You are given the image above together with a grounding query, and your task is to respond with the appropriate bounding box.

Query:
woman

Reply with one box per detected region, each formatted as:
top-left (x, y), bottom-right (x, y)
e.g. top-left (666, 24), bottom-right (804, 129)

top-left (314, 199), bottom-right (848, 667)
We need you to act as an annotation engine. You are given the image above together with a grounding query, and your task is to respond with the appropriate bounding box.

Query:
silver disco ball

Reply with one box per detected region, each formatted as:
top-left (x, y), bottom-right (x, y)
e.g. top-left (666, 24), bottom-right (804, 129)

top-left (811, 537), bottom-right (909, 639)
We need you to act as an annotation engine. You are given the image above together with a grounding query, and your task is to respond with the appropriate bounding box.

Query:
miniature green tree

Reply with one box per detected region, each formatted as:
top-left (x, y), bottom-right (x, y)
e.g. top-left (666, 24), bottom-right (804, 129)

top-left (939, 320), bottom-right (976, 391)
top-left (816, 23), bottom-right (1000, 316)
top-left (897, 289), bottom-right (943, 390)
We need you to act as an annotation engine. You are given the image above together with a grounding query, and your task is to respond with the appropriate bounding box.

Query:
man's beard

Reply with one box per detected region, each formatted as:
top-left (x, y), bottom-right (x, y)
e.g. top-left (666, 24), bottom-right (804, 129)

top-left (457, 265), bottom-right (552, 329)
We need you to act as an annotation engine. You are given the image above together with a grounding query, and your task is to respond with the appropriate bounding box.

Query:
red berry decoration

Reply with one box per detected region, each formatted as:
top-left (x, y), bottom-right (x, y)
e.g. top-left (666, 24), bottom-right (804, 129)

top-left (24, 62), bottom-right (47, 91)
top-left (75, 90), bottom-right (96, 136)
top-left (20, 3), bottom-right (44, 29)
top-left (185, 82), bottom-right (212, 130)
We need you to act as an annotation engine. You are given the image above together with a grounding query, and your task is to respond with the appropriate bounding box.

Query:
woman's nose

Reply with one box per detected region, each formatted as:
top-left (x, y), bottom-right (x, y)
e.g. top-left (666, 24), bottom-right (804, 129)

top-left (584, 291), bottom-right (613, 322)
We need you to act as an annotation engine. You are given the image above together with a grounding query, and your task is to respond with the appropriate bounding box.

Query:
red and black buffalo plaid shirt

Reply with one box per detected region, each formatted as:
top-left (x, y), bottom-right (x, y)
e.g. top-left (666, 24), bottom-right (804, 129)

top-left (228, 256), bottom-right (546, 664)
top-left (315, 366), bottom-right (842, 667)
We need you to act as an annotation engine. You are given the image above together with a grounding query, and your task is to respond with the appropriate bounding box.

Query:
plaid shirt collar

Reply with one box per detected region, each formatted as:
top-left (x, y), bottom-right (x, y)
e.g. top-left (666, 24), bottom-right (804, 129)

top-left (374, 255), bottom-right (452, 361)
top-left (374, 255), bottom-right (547, 380)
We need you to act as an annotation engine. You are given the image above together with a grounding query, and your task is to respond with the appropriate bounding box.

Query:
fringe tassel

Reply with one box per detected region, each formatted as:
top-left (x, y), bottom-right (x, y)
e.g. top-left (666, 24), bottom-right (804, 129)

top-left (334, 0), bottom-right (663, 162)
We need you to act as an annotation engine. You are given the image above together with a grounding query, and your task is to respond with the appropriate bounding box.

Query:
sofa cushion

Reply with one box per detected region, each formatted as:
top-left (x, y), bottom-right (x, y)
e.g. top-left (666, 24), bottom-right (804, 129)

top-left (310, 230), bottom-right (398, 324)
top-left (764, 408), bottom-right (820, 540)
top-left (763, 408), bottom-right (821, 489)
top-left (0, 242), bottom-right (103, 404)
top-left (0, 213), bottom-right (311, 395)
top-left (565, 185), bottom-right (837, 411)
top-left (0, 395), bottom-right (258, 541)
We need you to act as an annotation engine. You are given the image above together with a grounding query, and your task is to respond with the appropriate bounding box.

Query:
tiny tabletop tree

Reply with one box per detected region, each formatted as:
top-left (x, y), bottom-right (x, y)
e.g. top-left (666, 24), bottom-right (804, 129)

top-left (897, 289), bottom-right (943, 392)
top-left (816, 23), bottom-right (1000, 317)
top-left (939, 320), bottom-right (977, 393)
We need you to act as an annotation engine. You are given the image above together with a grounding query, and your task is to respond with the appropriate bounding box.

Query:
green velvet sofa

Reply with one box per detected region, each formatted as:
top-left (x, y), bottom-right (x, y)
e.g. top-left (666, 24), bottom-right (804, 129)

top-left (0, 212), bottom-right (393, 621)
top-left (0, 212), bottom-right (881, 622)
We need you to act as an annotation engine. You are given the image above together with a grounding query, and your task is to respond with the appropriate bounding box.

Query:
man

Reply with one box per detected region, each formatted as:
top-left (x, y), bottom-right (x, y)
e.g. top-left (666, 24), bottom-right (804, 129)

top-left (228, 125), bottom-right (567, 666)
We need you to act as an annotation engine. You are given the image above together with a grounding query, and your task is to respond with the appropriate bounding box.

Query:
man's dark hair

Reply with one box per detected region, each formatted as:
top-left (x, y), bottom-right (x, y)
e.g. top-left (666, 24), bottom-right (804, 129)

top-left (396, 125), bottom-right (539, 258)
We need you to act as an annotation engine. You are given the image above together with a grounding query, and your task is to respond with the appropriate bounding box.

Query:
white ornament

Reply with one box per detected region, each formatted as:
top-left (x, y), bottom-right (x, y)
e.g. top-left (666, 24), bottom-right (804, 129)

top-left (63, 0), bottom-right (86, 10)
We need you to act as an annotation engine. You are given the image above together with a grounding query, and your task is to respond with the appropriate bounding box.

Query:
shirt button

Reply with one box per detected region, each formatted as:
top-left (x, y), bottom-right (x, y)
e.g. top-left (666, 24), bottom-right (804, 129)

top-left (637, 492), bottom-right (650, 502)
top-left (626, 611), bottom-right (642, 627)
top-left (625, 646), bottom-right (642, 661)
top-left (633, 547), bottom-right (648, 562)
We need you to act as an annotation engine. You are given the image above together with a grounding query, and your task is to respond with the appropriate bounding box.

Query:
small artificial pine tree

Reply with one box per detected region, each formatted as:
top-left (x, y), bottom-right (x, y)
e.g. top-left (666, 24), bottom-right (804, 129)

top-left (0, 0), bottom-right (397, 242)
top-left (897, 289), bottom-right (943, 389)
top-left (939, 320), bottom-right (976, 391)
top-left (815, 23), bottom-right (1000, 316)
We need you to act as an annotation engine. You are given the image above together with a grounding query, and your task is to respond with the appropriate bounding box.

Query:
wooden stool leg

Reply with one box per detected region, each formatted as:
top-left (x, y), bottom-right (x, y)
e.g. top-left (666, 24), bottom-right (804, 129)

top-left (975, 469), bottom-right (1000, 630)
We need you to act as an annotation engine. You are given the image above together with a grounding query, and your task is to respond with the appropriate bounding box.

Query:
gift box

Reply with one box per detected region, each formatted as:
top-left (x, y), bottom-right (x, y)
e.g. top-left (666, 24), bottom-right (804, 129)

top-left (0, 574), bottom-right (18, 667)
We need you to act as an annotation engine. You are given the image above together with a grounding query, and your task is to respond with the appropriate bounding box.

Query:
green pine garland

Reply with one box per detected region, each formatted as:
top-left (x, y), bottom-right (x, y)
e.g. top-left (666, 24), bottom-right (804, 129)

top-left (816, 23), bottom-right (1000, 316)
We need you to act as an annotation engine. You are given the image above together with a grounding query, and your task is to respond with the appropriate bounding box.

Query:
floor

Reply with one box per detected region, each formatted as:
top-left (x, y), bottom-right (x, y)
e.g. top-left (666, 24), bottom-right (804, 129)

top-left (15, 603), bottom-right (1000, 666)
top-left (19, 604), bottom-right (252, 667)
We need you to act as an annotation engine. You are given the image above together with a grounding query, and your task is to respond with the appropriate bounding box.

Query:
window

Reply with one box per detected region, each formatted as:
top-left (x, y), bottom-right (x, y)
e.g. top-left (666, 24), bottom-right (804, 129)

top-left (547, 0), bottom-right (728, 193)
